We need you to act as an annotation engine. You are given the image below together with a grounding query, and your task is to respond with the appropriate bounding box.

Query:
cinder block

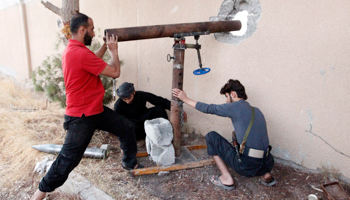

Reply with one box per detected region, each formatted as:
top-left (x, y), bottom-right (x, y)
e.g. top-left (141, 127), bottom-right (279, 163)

top-left (145, 118), bottom-right (175, 166)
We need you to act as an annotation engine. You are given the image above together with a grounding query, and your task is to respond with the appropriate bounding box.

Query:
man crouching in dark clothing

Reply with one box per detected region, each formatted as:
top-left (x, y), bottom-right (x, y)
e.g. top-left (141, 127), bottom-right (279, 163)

top-left (172, 79), bottom-right (276, 190)
top-left (114, 82), bottom-right (187, 140)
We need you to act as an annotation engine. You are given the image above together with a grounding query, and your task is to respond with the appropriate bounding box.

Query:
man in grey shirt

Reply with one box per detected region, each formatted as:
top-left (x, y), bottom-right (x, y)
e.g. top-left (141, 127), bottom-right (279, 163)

top-left (172, 79), bottom-right (275, 190)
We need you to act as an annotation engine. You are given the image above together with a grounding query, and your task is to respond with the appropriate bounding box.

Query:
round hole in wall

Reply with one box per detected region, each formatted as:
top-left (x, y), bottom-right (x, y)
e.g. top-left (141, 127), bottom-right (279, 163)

top-left (209, 0), bottom-right (262, 44)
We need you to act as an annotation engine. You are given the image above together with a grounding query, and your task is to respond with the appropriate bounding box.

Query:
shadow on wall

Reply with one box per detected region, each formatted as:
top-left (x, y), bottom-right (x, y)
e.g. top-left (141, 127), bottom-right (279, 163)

top-left (210, 0), bottom-right (262, 44)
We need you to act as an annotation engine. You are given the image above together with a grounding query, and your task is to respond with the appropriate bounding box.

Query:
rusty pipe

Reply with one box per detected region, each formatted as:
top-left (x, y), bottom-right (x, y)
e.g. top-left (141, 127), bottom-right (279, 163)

top-left (105, 20), bottom-right (241, 42)
top-left (171, 38), bottom-right (186, 156)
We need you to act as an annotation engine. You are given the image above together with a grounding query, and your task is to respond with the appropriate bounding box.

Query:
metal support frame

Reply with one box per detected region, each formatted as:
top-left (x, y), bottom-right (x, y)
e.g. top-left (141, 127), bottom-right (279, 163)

top-left (170, 37), bottom-right (186, 156)
top-left (104, 20), bottom-right (242, 173)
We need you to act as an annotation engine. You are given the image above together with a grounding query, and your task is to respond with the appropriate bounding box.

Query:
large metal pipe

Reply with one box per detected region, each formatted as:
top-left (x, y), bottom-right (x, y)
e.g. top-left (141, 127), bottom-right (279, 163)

top-left (105, 20), bottom-right (241, 42)
top-left (32, 144), bottom-right (107, 159)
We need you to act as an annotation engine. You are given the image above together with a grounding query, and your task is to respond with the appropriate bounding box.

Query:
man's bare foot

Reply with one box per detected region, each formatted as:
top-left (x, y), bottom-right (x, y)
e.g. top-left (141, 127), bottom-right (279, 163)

top-left (30, 189), bottom-right (46, 200)
top-left (209, 175), bottom-right (235, 190)
top-left (261, 172), bottom-right (272, 181)
top-left (259, 172), bottom-right (277, 186)
top-left (212, 174), bottom-right (234, 186)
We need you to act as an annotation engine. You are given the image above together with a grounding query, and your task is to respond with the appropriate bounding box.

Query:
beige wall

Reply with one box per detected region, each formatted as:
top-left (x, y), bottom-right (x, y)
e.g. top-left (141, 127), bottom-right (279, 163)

top-left (25, 0), bottom-right (63, 73)
top-left (1, 0), bottom-right (349, 178)
top-left (0, 5), bottom-right (27, 78)
top-left (0, 0), bottom-right (63, 78)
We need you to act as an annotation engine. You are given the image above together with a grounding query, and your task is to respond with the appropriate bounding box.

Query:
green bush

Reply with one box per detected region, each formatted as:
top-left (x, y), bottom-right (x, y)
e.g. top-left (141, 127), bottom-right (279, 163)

top-left (32, 35), bottom-right (120, 108)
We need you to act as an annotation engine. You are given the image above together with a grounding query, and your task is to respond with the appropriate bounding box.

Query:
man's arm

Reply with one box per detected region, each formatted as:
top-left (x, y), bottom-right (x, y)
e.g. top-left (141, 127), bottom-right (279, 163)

top-left (114, 99), bottom-right (124, 114)
top-left (142, 91), bottom-right (171, 110)
top-left (95, 43), bottom-right (107, 58)
top-left (172, 88), bottom-right (234, 118)
top-left (100, 33), bottom-right (120, 78)
top-left (172, 88), bottom-right (197, 108)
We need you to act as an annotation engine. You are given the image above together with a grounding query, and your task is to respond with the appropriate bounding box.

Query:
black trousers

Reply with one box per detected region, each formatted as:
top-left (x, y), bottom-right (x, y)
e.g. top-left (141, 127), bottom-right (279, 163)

top-left (206, 131), bottom-right (274, 177)
top-left (131, 106), bottom-right (168, 140)
top-left (39, 106), bottom-right (137, 192)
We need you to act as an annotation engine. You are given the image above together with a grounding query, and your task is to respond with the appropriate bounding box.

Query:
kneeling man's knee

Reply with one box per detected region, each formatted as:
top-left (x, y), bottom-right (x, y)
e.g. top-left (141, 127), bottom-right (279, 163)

top-left (205, 131), bottom-right (219, 142)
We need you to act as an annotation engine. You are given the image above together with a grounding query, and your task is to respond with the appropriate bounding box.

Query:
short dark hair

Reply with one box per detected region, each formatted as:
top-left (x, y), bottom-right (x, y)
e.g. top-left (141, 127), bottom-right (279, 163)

top-left (220, 79), bottom-right (248, 100)
top-left (70, 13), bottom-right (89, 34)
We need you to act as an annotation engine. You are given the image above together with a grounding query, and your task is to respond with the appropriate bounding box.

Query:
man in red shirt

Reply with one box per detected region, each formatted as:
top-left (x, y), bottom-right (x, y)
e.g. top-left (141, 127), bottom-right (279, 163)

top-left (31, 13), bottom-right (142, 200)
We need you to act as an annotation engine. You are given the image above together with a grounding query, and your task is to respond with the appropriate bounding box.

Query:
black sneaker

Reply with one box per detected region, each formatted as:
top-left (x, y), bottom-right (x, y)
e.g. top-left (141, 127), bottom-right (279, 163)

top-left (122, 163), bottom-right (144, 170)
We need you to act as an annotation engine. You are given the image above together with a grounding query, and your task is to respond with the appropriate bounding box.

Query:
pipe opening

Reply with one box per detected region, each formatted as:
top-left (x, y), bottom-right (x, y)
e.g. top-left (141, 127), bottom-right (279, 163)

top-left (230, 10), bottom-right (248, 36)
top-left (209, 0), bottom-right (262, 44)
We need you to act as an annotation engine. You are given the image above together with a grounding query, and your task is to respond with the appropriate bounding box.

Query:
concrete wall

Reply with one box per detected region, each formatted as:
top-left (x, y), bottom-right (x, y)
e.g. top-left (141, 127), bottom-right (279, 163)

top-left (0, 4), bottom-right (27, 77)
top-left (1, 0), bottom-right (349, 178)
top-left (0, 0), bottom-right (62, 78)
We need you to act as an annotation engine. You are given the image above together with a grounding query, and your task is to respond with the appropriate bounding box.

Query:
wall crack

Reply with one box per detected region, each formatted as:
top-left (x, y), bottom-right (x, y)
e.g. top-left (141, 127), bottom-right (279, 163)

top-left (306, 124), bottom-right (350, 159)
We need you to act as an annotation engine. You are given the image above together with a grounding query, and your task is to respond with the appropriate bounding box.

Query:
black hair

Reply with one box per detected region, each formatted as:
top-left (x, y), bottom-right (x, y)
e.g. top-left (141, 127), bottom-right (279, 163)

top-left (220, 79), bottom-right (248, 100)
top-left (70, 13), bottom-right (89, 34)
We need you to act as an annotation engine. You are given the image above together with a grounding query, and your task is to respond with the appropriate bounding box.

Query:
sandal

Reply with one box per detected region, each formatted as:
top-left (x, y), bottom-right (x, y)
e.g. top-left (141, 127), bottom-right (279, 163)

top-left (209, 175), bottom-right (235, 190)
top-left (259, 177), bottom-right (277, 186)
top-left (122, 163), bottom-right (144, 170)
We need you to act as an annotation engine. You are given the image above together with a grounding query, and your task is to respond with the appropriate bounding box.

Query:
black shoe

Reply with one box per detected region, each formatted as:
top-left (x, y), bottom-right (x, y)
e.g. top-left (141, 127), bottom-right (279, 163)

top-left (122, 163), bottom-right (144, 170)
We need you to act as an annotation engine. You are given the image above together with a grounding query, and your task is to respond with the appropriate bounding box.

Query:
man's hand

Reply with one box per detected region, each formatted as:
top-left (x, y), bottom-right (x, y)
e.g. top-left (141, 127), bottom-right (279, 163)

top-left (100, 33), bottom-right (120, 78)
top-left (173, 89), bottom-right (189, 121)
top-left (172, 88), bottom-right (187, 101)
top-left (172, 88), bottom-right (197, 109)
top-left (106, 33), bottom-right (118, 52)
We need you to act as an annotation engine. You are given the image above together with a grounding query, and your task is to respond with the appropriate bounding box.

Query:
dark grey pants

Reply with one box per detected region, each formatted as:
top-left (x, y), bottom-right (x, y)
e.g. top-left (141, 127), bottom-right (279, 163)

top-left (206, 131), bottom-right (274, 177)
top-left (39, 106), bottom-right (137, 192)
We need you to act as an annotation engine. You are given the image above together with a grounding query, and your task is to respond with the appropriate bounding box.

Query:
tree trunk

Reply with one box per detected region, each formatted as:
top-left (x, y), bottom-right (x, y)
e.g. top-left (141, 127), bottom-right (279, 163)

top-left (60, 0), bottom-right (79, 24)
top-left (41, 0), bottom-right (79, 40)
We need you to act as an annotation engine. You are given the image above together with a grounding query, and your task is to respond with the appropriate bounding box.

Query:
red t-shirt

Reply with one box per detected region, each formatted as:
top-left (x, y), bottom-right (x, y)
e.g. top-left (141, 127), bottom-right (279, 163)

top-left (62, 39), bottom-right (108, 117)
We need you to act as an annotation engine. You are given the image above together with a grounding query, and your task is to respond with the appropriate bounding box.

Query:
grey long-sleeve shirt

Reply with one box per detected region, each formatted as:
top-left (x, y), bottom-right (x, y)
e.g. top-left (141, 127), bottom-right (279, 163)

top-left (195, 100), bottom-right (269, 150)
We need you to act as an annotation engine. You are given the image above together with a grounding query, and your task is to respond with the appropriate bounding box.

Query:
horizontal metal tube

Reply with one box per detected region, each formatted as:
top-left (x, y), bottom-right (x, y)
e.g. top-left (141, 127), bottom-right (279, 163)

top-left (32, 144), bottom-right (106, 159)
top-left (105, 20), bottom-right (241, 42)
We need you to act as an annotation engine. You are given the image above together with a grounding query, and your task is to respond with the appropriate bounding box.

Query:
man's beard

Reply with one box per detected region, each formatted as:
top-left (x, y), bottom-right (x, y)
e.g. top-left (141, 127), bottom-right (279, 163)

top-left (84, 32), bottom-right (93, 46)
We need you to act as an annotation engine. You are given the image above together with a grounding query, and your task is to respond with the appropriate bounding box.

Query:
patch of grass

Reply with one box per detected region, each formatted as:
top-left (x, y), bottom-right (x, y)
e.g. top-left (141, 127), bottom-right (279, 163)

top-left (320, 164), bottom-right (340, 182)
top-left (0, 75), bottom-right (156, 199)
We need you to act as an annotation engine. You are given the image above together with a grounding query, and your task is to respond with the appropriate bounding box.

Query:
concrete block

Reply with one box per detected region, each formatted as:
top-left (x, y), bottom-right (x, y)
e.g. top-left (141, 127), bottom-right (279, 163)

top-left (144, 118), bottom-right (175, 166)
top-left (144, 118), bottom-right (173, 146)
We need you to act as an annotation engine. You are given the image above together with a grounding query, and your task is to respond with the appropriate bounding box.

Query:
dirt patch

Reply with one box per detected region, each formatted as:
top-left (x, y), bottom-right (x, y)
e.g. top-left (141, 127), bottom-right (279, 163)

top-left (104, 134), bottom-right (350, 200)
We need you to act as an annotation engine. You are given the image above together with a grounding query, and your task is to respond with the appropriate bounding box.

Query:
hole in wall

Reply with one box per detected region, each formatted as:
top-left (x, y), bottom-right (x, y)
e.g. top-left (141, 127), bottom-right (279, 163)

top-left (239, 1), bottom-right (250, 10)
top-left (230, 10), bottom-right (248, 36)
top-left (209, 0), bottom-right (262, 44)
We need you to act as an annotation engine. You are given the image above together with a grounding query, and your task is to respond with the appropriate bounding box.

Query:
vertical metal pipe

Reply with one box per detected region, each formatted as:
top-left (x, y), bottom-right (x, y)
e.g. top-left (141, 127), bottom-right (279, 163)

top-left (171, 38), bottom-right (185, 156)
